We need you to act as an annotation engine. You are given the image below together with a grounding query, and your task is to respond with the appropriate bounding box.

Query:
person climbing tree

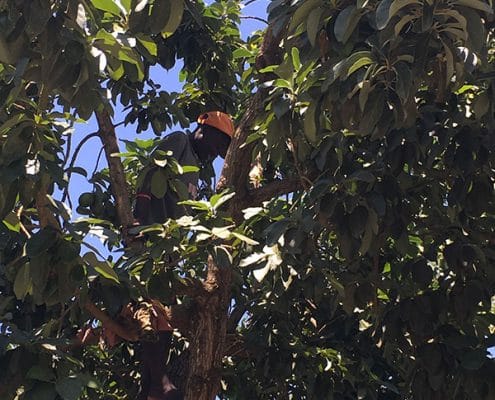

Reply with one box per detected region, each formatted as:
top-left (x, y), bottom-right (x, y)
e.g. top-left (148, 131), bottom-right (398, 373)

top-left (130, 111), bottom-right (234, 399)
top-left (134, 111), bottom-right (234, 225)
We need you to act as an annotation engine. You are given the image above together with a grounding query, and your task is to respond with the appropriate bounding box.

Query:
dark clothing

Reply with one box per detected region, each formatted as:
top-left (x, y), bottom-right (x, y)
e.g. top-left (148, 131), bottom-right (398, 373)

top-left (137, 332), bottom-right (172, 400)
top-left (163, 388), bottom-right (183, 400)
top-left (134, 132), bottom-right (200, 224)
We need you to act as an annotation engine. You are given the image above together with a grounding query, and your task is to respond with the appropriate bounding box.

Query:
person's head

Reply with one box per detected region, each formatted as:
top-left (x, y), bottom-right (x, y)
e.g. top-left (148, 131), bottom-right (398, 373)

top-left (190, 111), bottom-right (233, 162)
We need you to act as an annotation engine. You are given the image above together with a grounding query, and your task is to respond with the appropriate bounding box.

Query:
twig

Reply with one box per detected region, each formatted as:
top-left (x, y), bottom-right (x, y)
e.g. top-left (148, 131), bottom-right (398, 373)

top-left (64, 129), bottom-right (72, 165)
top-left (16, 206), bottom-right (31, 239)
top-left (243, 0), bottom-right (260, 6)
top-left (91, 146), bottom-right (105, 178)
top-left (62, 131), bottom-right (99, 203)
top-left (240, 16), bottom-right (268, 24)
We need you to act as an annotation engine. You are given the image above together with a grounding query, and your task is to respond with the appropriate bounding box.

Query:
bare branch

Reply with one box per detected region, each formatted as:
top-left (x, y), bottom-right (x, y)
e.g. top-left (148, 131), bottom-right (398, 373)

top-left (240, 16), bottom-right (268, 24)
top-left (246, 177), bottom-right (302, 207)
top-left (62, 131), bottom-right (99, 203)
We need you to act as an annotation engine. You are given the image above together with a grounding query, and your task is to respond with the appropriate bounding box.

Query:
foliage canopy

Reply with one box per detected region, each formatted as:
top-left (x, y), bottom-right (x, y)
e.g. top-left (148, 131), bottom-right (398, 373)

top-left (0, 0), bottom-right (495, 399)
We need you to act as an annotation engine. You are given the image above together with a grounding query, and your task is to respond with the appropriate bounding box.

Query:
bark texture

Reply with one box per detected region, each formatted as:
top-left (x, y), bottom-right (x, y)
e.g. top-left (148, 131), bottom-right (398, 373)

top-left (182, 25), bottom-right (287, 400)
top-left (95, 110), bottom-right (134, 240)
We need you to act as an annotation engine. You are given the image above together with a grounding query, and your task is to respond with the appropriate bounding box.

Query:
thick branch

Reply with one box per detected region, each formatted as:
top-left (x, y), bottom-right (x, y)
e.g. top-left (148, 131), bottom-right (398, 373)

top-left (218, 24), bottom-right (287, 223)
top-left (95, 110), bottom-right (134, 238)
top-left (245, 177), bottom-right (302, 207)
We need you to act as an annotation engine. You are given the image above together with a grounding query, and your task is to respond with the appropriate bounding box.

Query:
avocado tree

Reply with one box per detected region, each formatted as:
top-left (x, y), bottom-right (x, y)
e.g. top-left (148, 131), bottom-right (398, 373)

top-left (1, 0), bottom-right (495, 399)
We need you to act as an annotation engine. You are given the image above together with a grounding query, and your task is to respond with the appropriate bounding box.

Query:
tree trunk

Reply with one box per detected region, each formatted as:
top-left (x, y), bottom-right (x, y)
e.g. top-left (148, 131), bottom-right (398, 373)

top-left (183, 256), bottom-right (232, 400)
top-left (181, 25), bottom-right (286, 399)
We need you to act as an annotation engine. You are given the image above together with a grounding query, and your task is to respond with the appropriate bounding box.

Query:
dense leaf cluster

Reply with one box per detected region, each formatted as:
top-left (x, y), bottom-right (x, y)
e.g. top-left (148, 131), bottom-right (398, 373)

top-left (0, 0), bottom-right (494, 399)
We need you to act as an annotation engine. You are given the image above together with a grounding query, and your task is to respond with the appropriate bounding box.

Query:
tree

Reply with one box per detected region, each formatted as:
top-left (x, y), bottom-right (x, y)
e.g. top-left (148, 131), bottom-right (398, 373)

top-left (1, 0), bottom-right (494, 399)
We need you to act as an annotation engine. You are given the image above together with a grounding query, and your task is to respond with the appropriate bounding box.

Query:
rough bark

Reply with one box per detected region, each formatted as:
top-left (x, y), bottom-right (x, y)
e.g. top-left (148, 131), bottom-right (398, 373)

top-left (95, 110), bottom-right (134, 241)
top-left (183, 256), bottom-right (232, 399)
top-left (183, 24), bottom-right (287, 400)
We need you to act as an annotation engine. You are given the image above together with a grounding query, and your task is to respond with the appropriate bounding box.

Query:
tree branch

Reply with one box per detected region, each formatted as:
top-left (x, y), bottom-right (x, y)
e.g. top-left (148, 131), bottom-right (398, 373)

top-left (95, 110), bottom-right (134, 240)
top-left (245, 177), bottom-right (302, 207)
top-left (35, 177), bottom-right (61, 230)
top-left (62, 131), bottom-right (99, 204)
top-left (218, 24), bottom-right (287, 222)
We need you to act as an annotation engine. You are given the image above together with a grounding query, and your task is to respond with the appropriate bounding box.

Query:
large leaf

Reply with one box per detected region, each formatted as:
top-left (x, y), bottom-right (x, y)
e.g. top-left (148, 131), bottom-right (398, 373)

top-left (161, 0), bottom-right (185, 38)
top-left (91, 0), bottom-right (122, 15)
top-left (14, 263), bottom-right (31, 300)
top-left (334, 5), bottom-right (362, 43)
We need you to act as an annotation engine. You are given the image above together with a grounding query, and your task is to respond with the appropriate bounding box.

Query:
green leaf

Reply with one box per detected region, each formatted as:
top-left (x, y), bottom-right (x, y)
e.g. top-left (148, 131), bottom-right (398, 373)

top-left (233, 47), bottom-right (252, 58)
top-left (463, 7), bottom-right (485, 53)
top-left (83, 253), bottom-right (119, 283)
top-left (333, 51), bottom-right (373, 80)
top-left (273, 79), bottom-right (292, 89)
top-left (358, 91), bottom-right (384, 135)
top-left (304, 102), bottom-right (318, 143)
top-left (213, 245), bottom-right (232, 268)
top-left (242, 207), bottom-right (264, 220)
top-left (454, 0), bottom-right (493, 14)
top-left (359, 80), bottom-right (372, 111)
top-left (14, 263), bottom-right (31, 300)
top-left (376, 0), bottom-right (394, 29)
top-left (239, 252), bottom-right (266, 267)
top-left (232, 232), bottom-right (259, 245)
top-left (27, 365), bottom-right (56, 382)
top-left (347, 54), bottom-right (373, 77)
top-left (473, 92), bottom-right (489, 118)
top-left (307, 8), bottom-right (321, 46)
top-left (460, 348), bottom-right (487, 370)
top-left (161, 0), bottom-right (185, 38)
top-left (136, 34), bottom-right (157, 56)
top-left (211, 191), bottom-right (236, 210)
top-left (27, 229), bottom-right (58, 257)
top-left (394, 14), bottom-right (418, 36)
top-left (253, 263), bottom-right (271, 283)
top-left (55, 376), bottom-right (84, 400)
top-left (0, 113), bottom-right (29, 135)
top-left (288, 0), bottom-right (321, 32)
top-left (265, 220), bottom-right (290, 246)
top-left (378, 0), bottom-right (420, 30)
top-left (395, 62), bottom-right (412, 101)
top-left (211, 226), bottom-right (232, 239)
top-left (291, 47), bottom-right (301, 71)
top-left (442, 40), bottom-right (454, 87)
top-left (182, 165), bottom-right (200, 173)
top-left (91, 0), bottom-right (122, 15)
top-left (151, 169), bottom-right (168, 198)
top-left (334, 5), bottom-right (362, 43)
top-left (3, 211), bottom-right (20, 232)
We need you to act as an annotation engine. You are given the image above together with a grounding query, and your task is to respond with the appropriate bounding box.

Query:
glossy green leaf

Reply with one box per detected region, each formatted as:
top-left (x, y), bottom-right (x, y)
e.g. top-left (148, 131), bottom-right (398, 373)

top-left (304, 102), bottom-right (317, 143)
top-left (454, 0), bottom-right (493, 13)
top-left (334, 5), bottom-right (362, 43)
top-left (288, 0), bottom-right (321, 32)
top-left (14, 263), bottom-right (31, 300)
top-left (161, 0), bottom-right (185, 38)
top-left (91, 0), bottom-right (121, 15)
top-left (307, 7), bottom-right (321, 46)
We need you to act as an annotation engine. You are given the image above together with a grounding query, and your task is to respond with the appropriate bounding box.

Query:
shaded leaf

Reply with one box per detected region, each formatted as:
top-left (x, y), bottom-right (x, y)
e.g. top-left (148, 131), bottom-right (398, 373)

top-left (334, 6), bottom-right (362, 43)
